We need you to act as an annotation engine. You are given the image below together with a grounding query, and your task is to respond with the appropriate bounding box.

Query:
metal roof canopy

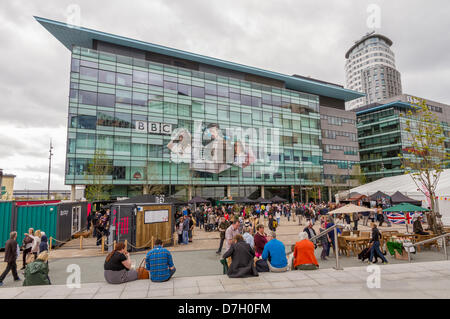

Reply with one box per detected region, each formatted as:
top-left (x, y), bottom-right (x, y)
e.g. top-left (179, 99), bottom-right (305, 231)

top-left (356, 101), bottom-right (413, 116)
top-left (35, 16), bottom-right (364, 102)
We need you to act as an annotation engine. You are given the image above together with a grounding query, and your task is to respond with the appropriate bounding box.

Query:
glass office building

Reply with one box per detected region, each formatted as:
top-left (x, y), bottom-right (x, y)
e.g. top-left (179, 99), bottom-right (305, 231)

top-left (37, 16), bottom-right (364, 200)
top-left (356, 95), bottom-right (450, 182)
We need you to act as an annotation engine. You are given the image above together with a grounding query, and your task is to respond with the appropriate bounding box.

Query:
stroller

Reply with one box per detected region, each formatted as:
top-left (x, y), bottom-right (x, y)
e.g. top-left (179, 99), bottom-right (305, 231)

top-left (204, 223), bottom-right (214, 232)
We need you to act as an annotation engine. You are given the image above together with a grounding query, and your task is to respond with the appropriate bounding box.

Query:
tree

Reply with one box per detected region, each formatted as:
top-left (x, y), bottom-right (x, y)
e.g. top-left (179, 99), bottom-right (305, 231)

top-left (84, 149), bottom-right (112, 201)
top-left (398, 97), bottom-right (450, 234)
top-left (143, 161), bottom-right (166, 197)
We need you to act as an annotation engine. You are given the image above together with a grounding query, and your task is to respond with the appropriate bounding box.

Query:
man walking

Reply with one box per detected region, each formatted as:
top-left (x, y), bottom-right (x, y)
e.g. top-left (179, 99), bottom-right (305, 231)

top-left (216, 217), bottom-right (229, 255)
top-left (369, 223), bottom-right (388, 264)
top-left (0, 232), bottom-right (20, 286)
top-left (182, 215), bottom-right (190, 245)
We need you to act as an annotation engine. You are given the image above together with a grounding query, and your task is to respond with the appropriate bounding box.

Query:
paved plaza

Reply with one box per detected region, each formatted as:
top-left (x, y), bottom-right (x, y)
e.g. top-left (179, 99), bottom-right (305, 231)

top-left (0, 260), bottom-right (449, 299)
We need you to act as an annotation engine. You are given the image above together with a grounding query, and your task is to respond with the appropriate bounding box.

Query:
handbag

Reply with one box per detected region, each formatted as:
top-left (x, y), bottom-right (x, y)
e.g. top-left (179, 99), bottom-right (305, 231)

top-left (137, 258), bottom-right (149, 280)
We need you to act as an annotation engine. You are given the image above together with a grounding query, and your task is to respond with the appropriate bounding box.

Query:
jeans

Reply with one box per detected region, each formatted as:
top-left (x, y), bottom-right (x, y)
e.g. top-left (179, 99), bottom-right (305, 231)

top-left (363, 216), bottom-right (369, 226)
top-left (182, 231), bottom-right (189, 244)
top-left (321, 242), bottom-right (329, 259)
top-left (217, 237), bottom-right (225, 253)
top-left (22, 247), bottom-right (31, 268)
top-left (0, 261), bottom-right (19, 282)
top-left (370, 241), bottom-right (387, 263)
top-left (353, 220), bottom-right (358, 231)
top-left (276, 217), bottom-right (280, 225)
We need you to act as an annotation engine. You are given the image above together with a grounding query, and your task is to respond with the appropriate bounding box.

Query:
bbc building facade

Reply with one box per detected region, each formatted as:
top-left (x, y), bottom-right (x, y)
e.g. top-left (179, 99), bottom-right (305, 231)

top-left (37, 17), bottom-right (364, 201)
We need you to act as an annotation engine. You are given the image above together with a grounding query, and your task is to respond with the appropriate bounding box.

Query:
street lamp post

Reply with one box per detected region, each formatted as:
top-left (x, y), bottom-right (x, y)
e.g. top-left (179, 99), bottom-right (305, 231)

top-left (47, 139), bottom-right (54, 200)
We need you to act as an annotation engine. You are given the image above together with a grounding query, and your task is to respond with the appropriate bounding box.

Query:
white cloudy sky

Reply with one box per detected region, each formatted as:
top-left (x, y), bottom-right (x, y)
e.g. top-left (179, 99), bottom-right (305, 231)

top-left (0, 0), bottom-right (449, 190)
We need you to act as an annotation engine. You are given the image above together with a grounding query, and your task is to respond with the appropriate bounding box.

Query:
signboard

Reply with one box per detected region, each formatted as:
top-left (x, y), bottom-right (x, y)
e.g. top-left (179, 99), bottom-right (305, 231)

top-left (135, 121), bottom-right (172, 135)
top-left (144, 209), bottom-right (169, 224)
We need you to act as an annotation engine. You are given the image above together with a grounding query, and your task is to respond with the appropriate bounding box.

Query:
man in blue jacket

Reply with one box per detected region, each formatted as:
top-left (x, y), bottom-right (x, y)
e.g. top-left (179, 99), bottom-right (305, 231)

top-left (261, 232), bottom-right (288, 272)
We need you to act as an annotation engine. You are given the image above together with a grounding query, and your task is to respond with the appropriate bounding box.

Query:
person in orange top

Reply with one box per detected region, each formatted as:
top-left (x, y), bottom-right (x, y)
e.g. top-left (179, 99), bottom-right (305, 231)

top-left (293, 232), bottom-right (319, 270)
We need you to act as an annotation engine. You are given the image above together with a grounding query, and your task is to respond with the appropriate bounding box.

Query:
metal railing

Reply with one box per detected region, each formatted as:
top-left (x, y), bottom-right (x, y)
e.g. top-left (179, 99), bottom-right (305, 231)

top-left (309, 223), bottom-right (344, 270)
top-left (406, 232), bottom-right (450, 263)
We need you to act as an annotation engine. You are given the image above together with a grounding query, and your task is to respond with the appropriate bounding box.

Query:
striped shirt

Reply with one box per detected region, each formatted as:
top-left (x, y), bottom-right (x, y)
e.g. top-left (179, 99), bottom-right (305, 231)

top-left (145, 245), bottom-right (174, 282)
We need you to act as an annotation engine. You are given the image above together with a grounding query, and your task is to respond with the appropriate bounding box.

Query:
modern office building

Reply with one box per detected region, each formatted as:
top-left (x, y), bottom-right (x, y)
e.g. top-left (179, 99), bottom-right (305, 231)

top-left (345, 32), bottom-right (402, 110)
top-left (320, 105), bottom-right (360, 200)
top-left (36, 16), bottom-right (363, 201)
top-left (355, 94), bottom-right (450, 182)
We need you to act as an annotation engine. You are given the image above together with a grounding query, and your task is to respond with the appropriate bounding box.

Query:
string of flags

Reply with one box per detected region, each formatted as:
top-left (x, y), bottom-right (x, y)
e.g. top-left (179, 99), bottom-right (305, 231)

top-left (435, 196), bottom-right (450, 201)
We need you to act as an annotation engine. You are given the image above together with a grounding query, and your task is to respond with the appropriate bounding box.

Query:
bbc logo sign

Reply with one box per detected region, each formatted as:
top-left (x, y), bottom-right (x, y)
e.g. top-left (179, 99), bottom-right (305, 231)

top-left (135, 121), bottom-right (172, 135)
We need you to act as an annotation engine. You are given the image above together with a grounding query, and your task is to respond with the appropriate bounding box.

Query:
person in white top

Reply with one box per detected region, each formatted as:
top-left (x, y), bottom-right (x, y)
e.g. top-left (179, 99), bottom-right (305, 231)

top-left (21, 228), bottom-right (35, 270)
top-left (30, 230), bottom-right (42, 259)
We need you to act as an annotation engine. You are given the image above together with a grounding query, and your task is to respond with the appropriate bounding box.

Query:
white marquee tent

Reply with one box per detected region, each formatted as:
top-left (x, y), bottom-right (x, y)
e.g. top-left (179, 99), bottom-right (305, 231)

top-left (340, 169), bottom-right (450, 225)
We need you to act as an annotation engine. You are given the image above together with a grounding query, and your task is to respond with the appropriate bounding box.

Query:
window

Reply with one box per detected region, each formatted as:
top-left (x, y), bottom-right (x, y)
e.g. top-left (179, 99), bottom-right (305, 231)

top-left (97, 135), bottom-right (113, 150)
top-left (116, 90), bottom-right (132, 104)
top-left (192, 86), bottom-right (205, 99)
top-left (149, 73), bottom-right (163, 86)
top-left (116, 73), bottom-right (132, 86)
top-left (77, 115), bottom-right (96, 130)
top-left (98, 93), bottom-right (115, 107)
top-left (76, 133), bottom-right (95, 150)
top-left (132, 92), bottom-right (147, 106)
top-left (79, 67), bottom-right (98, 81)
top-left (79, 90), bottom-right (97, 105)
top-left (99, 70), bottom-right (115, 84)
top-left (205, 83), bottom-right (217, 96)
top-left (115, 112), bottom-right (132, 128)
top-left (251, 97), bottom-right (261, 107)
top-left (217, 86), bottom-right (229, 98)
top-left (132, 70), bottom-right (148, 84)
top-left (240, 95), bottom-right (252, 106)
top-left (230, 92), bottom-right (240, 102)
top-left (164, 81), bottom-right (177, 91)
top-left (177, 84), bottom-right (191, 96)
top-left (71, 58), bottom-right (80, 73)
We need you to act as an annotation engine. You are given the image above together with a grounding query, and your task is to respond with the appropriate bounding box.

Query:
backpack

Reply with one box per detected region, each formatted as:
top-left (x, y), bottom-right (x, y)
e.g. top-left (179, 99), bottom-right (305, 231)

top-left (255, 259), bottom-right (269, 272)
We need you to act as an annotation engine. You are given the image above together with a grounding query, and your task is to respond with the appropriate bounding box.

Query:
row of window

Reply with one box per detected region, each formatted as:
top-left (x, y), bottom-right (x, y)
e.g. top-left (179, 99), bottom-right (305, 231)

top-left (321, 114), bottom-right (356, 126)
top-left (74, 46), bottom-right (318, 101)
top-left (323, 160), bottom-right (359, 169)
top-left (323, 144), bottom-right (358, 155)
top-left (322, 129), bottom-right (357, 142)
top-left (66, 158), bottom-right (323, 181)
top-left (68, 111), bottom-right (320, 131)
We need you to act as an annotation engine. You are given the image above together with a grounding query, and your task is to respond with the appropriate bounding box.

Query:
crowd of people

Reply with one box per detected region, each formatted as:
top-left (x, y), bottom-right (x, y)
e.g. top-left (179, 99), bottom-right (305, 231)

top-left (0, 228), bottom-right (50, 287)
top-left (3, 200), bottom-right (429, 287)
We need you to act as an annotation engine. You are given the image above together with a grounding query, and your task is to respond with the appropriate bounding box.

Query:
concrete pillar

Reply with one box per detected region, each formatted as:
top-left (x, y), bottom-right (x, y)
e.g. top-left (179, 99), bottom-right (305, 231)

top-left (226, 185), bottom-right (231, 198)
top-left (261, 186), bottom-right (265, 199)
top-left (188, 185), bottom-right (193, 200)
top-left (328, 187), bottom-right (332, 203)
top-left (70, 185), bottom-right (76, 201)
top-left (305, 189), bottom-right (309, 203)
top-left (143, 185), bottom-right (149, 195)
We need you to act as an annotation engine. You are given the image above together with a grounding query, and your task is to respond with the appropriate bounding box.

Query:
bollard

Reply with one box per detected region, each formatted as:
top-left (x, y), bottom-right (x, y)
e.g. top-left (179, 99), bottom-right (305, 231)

top-left (49, 237), bottom-right (52, 252)
top-left (125, 240), bottom-right (128, 251)
top-left (80, 235), bottom-right (83, 250)
top-left (443, 237), bottom-right (448, 260)
top-left (333, 226), bottom-right (343, 270)
top-left (101, 237), bottom-right (105, 254)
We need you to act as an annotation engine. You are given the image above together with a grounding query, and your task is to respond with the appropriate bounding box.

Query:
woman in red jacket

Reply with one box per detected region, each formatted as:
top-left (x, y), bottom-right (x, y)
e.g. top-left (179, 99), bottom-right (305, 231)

top-left (253, 224), bottom-right (268, 258)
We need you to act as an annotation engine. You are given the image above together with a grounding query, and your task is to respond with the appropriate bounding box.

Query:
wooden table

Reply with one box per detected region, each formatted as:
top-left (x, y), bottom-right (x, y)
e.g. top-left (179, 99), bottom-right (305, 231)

top-left (340, 236), bottom-right (371, 256)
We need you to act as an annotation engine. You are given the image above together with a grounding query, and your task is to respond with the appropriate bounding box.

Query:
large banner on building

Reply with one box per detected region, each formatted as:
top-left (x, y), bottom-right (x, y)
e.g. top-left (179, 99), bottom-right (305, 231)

top-left (164, 120), bottom-right (279, 174)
